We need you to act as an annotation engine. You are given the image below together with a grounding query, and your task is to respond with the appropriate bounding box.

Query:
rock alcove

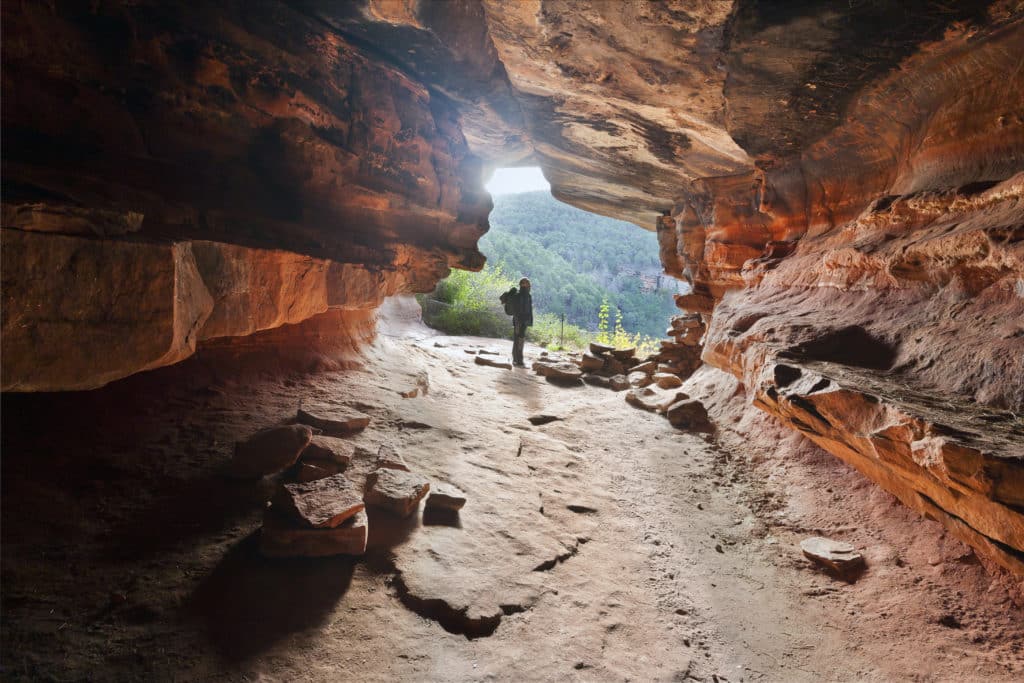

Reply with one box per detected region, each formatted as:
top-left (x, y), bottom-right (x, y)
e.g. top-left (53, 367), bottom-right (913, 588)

top-left (2, 1), bottom-right (1023, 680)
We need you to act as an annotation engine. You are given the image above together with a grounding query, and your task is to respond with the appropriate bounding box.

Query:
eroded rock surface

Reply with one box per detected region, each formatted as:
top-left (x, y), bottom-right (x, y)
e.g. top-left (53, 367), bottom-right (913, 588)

top-left (2, 0), bottom-right (1023, 580)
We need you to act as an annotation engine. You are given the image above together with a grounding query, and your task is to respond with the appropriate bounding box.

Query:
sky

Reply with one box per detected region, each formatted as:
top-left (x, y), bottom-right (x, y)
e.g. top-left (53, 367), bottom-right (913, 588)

top-left (485, 166), bottom-right (551, 195)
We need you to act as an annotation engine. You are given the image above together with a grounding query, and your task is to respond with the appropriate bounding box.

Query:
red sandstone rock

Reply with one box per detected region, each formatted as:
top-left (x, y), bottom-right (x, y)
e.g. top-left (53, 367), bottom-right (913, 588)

top-left (426, 484), bottom-right (468, 512)
top-left (230, 425), bottom-right (314, 478)
top-left (260, 508), bottom-right (368, 558)
top-left (375, 445), bottom-right (410, 472)
top-left (364, 469), bottom-right (430, 518)
top-left (301, 437), bottom-right (355, 469)
top-left (532, 361), bottom-right (583, 383)
top-left (272, 474), bottom-right (365, 529)
top-left (296, 405), bottom-right (371, 436)
top-left (800, 537), bottom-right (866, 579)
top-left (475, 355), bottom-right (512, 370)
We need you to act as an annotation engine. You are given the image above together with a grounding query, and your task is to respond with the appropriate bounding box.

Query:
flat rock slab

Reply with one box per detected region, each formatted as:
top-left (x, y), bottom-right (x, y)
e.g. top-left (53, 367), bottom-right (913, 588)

top-left (260, 509), bottom-right (368, 558)
top-left (610, 347), bottom-right (636, 360)
top-left (301, 436), bottom-right (355, 467)
top-left (376, 444), bottom-right (410, 471)
top-left (578, 353), bottom-right (605, 371)
top-left (297, 405), bottom-right (370, 436)
top-left (800, 537), bottom-right (866, 578)
top-left (272, 473), bottom-right (365, 528)
top-left (425, 483), bottom-right (467, 511)
top-left (653, 372), bottom-right (684, 389)
top-left (583, 373), bottom-right (612, 389)
top-left (589, 342), bottom-right (614, 355)
top-left (532, 361), bottom-right (583, 381)
top-left (631, 360), bottom-right (657, 374)
top-left (364, 468), bottom-right (430, 518)
top-left (230, 424), bottom-right (314, 478)
top-left (528, 414), bottom-right (562, 426)
top-left (475, 355), bottom-right (512, 370)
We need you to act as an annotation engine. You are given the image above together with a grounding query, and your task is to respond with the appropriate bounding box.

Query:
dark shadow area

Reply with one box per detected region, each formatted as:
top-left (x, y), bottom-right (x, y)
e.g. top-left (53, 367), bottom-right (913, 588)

top-left (784, 326), bottom-right (899, 371)
top-left (365, 506), bottom-right (421, 554)
top-left (188, 533), bottom-right (355, 662)
top-left (103, 474), bottom-right (272, 561)
top-left (422, 507), bottom-right (462, 528)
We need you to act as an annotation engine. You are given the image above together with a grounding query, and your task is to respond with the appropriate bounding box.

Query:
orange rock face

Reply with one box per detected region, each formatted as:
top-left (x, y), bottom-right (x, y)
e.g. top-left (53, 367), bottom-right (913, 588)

top-left (2, 1), bottom-right (1023, 577)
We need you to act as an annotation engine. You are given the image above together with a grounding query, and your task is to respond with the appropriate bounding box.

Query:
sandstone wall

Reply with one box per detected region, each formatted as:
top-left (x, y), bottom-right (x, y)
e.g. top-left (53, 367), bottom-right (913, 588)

top-left (2, 1), bottom-right (1022, 575)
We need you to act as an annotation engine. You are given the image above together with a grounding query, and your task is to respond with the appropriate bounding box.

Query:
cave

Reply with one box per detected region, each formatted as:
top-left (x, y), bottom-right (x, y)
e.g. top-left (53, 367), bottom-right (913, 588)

top-left (2, 1), bottom-right (1022, 680)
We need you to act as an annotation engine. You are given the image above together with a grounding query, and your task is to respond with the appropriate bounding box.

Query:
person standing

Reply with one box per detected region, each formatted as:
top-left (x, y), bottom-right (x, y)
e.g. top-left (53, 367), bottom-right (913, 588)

top-left (501, 277), bottom-right (533, 367)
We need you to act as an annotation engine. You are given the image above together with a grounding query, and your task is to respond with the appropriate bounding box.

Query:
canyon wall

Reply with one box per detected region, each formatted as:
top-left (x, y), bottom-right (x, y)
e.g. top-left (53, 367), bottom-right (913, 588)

top-left (2, 2), bottom-right (1022, 575)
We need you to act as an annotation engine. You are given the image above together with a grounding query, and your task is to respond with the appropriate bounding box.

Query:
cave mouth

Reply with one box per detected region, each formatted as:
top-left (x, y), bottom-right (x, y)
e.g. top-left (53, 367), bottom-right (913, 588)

top-left (484, 166), bottom-right (551, 196)
top-left (424, 167), bottom-right (685, 344)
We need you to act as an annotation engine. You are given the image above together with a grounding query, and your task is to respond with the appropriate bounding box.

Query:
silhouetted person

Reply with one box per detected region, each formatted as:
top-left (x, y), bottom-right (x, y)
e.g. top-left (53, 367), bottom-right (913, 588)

top-left (501, 277), bottom-right (533, 367)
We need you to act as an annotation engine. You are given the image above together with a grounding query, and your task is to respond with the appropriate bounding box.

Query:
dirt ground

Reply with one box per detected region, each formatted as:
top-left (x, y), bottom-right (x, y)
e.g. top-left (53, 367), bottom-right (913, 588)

top-left (2, 311), bottom-right (1022, 682)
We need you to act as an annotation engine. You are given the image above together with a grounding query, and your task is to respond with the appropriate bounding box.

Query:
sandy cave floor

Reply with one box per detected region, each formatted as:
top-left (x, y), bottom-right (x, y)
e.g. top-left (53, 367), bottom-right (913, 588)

top-left (1, 322), bottom-right (1023, 682)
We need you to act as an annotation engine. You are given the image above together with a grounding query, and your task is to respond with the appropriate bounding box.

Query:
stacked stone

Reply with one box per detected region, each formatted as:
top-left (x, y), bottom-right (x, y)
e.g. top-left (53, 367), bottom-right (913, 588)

top-left (256, 408), bottom-right (370, 557)
top-left (619, 313), bottom-right (714, 433)
top-left (230, 405), bottom-right (467, 558)
top-left (575, 342), bottom-right (637, 391)
top-left (649, 313), bottom-right (705, 381)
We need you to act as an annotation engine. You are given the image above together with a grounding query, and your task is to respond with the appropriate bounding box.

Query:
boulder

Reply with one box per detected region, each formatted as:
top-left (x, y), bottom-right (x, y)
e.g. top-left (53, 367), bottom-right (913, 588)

top-left (425, 483), bottom-right (467, 512)
top-left (800, 537), bottom-right (866, 579)
top-left (272, 473), bottom-right (365, 528)
top-left (532, 360), bottom-right (583, 382)
top-left (583, 373), bottom-right (612, 389)
top-left (631, 360), bottom-right (657, 375)
top-left (230, 424), bottom-right (314, 478)
top-left (665, 399), bottom-right (713, 432)
top-left (364, 468), bottom-right (430, 517)
top-left (628, 371), bottom-right (653, 388)
top-left (375, 444), bottom-right (410, 471)
top-left (301, 436), bottom-right (355, 467)
top-left (608, 374), bottom-right (630, 392)
top-left (475, 355), bottom-right (512, 370)
top-left (610, 347), bottom-right (635, 360)
top-left (296, 405), bottom-right (370, 436)
top-left (260, 508), bottom-right (368, 558)
top-left (653, 372), bottom-right (684, 389)
top-left (578, 352), bottom-right (605, 371)
top-left (589, 342), bottom-right (614, 355)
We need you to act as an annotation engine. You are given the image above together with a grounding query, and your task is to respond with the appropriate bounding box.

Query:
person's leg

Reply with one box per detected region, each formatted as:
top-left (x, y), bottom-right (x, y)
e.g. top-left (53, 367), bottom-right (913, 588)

top-left (512, 321), bottom-right (525, 365)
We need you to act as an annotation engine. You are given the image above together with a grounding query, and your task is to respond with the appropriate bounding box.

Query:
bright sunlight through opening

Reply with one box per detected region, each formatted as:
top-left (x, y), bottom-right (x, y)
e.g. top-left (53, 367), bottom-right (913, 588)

top-left (485, 166), bottom-right (551, 195)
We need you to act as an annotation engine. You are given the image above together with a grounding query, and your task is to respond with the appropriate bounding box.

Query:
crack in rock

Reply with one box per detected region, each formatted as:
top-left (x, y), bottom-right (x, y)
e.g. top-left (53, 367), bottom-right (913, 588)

top-left (533, 540), bottom-right (580, 572)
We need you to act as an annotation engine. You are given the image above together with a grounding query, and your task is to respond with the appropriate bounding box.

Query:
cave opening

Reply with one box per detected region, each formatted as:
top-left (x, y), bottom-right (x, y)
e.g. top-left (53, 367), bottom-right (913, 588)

top-left (2, 1), bottom-right (1023, 679)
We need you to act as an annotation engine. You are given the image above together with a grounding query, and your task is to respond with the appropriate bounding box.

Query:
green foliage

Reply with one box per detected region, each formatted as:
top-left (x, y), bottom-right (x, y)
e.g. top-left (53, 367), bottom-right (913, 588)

top-left (421, 190), bottom-right (675, 354)
top-left (419, 264), bottom-right (515, 338)
top-left (480, 191), bottom-right (680, 337)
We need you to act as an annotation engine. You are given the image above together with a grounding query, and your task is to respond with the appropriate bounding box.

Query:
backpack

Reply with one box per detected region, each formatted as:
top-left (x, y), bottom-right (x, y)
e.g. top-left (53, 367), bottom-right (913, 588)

top-left (500, 287), bottom-right (518, 316)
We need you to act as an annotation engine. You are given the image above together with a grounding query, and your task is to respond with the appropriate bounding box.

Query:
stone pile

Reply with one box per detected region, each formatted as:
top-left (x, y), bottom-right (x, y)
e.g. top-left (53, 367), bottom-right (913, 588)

top-left (648, 313), bottom-right (705, 381)
top-left (616, 314), bottom-right (714, 433)
top-left (230, 412), bottom-right (467, 558)
top-left (573, 341), bottom-right (638, 391)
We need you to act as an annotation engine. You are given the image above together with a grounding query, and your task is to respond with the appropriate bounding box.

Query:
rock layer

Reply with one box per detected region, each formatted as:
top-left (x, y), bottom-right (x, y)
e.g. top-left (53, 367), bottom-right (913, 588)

top-left (2, 1), bottom-right (1023, 577)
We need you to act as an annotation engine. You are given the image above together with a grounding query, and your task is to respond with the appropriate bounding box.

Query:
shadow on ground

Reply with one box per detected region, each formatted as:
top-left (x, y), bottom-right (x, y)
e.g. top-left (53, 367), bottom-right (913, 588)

top-left (188, 533), bottom-right (356, 662)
